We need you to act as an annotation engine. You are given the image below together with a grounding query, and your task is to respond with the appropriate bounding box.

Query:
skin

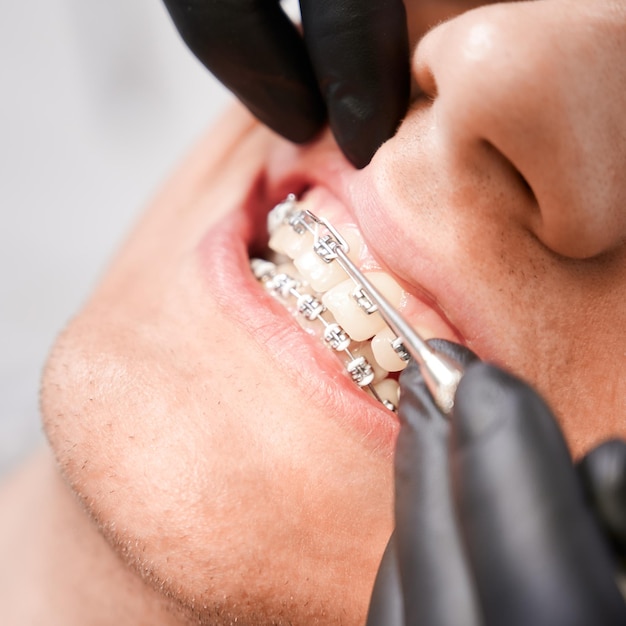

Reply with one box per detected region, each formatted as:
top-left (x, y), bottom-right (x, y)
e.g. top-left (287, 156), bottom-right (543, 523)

top-left (1, 1), bottom-right (625, 624)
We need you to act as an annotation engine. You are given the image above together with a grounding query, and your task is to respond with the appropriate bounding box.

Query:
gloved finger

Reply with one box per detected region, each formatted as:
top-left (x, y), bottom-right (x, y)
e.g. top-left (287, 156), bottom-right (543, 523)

top-left (392, 341), bottom-right (481, 626)
top-left (578, 439), bottom-right (626, 560)
top-left (162, 0), bottom-right (325, 142)
top-left (299, 0), bottom-right (410, 168)
top-left (451, 364), bottom-right (626, 626)
top-left (366, 534), bottom-right (404, 626)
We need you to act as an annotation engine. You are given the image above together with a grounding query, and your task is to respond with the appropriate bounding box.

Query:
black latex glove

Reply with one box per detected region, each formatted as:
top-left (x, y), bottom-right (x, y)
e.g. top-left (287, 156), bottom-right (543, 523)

top-left (161, 0), bottom-right (410, 168)
top-left (367, 340), bottom-right (626, 626)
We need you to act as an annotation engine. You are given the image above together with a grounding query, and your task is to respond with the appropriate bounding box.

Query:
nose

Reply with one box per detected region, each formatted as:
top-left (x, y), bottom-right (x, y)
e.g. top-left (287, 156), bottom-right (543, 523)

top-left (412, 2), bottom-right (626, 259)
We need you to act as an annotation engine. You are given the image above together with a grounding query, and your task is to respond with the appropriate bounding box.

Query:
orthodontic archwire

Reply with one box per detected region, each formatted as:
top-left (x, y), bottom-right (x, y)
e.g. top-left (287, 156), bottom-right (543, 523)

top-left (253, 194), bottom-right (464, 415)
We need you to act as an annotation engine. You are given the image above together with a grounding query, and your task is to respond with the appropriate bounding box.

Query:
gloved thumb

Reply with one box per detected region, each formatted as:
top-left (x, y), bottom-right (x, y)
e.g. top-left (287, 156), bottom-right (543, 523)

top-left (578, 439), bottom-right (626, 561)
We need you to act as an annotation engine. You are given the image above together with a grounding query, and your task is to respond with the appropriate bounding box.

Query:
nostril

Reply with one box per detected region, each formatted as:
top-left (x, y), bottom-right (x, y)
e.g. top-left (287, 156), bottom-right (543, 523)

top-left (478, 138), bottom-right (538, 213)
top-left (410, 4), bottom-right (626, 260)
top-left (516, 169), bottom-right (533, 199)
top-left (412, 46), bottom-right (438, 101)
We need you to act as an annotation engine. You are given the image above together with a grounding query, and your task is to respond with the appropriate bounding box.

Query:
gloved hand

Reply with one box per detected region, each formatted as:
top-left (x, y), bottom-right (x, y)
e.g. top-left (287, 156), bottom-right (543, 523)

top-left (161, 0), bottom-right (410, 168)
top-left (367, 340), bottom-right (626, 626)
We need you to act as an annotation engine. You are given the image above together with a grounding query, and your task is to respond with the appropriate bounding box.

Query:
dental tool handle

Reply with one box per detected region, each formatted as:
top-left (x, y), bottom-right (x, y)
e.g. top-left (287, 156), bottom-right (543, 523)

top-left (334, 248), bottom-right (464, 414)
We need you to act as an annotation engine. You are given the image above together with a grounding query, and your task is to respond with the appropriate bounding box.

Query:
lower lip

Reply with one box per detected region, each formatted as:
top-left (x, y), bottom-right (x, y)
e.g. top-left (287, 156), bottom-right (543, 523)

top-left (195, 198), bottom-right (400, 452)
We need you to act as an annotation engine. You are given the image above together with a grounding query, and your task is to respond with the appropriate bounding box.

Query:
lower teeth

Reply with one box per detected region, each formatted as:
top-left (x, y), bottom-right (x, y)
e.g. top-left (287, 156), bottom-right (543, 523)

top-left (250, 257), bottom-right (400, 412)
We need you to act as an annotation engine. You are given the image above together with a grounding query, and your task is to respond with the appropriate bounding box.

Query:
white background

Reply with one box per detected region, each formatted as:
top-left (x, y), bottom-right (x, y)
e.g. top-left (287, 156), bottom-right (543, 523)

top-left (0, 0), bottom-right (231, 474)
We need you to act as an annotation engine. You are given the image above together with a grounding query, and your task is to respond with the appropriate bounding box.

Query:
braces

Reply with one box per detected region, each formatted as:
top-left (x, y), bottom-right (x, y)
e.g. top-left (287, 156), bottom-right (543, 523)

top-left (251, 260), bottom-right (386, 398)
top-left (251, 194), bottom-right (411, 411)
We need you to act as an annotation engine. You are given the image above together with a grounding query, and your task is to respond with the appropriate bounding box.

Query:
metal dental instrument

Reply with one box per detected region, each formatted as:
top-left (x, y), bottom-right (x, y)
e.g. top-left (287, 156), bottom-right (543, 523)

top-left (332, 246), bottom-right (464, 414)
top-left (302, 208), bottom-right (464, 415)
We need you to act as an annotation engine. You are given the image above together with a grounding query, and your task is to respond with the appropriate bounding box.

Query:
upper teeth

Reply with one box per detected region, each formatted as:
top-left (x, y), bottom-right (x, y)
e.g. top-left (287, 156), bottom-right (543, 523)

top-left (321, 273), bottom-right (403, 342)
top-left (294, 228), bottom-right (364, 292)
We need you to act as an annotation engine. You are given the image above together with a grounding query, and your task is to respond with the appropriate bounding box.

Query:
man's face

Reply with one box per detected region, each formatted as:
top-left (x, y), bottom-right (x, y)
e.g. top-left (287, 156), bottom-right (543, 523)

top-left (42, 1), bottom-right (626, 624)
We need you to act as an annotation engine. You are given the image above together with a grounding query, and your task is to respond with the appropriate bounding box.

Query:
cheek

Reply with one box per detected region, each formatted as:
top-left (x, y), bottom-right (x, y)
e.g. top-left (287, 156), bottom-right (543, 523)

top-left (481, 252), bottom-right (625, 458)
top-left (41, 276), bottom-right (394, 615)
top-left (369, 119), bottom-right (626, 457)
top-left (39, 109), bottom-right (394, 621)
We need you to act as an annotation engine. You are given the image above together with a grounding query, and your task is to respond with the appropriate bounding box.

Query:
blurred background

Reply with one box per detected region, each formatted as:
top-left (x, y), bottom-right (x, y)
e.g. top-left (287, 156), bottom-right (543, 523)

top-left (0, 0), bottom-right (231, 475)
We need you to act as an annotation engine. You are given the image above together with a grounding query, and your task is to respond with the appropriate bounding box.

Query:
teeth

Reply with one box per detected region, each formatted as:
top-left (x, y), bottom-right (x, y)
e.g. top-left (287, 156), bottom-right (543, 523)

top-left (267, 194), bottom-right (297, 234)
top-left (349, 342), bottom-right (388, 384)
top-left (251, 258), bottom-right (276, 281)
top-left (322, 273), bottom-right (404, 342)
top-left (297, 293), bottom-right (326, 321)
top-left (268, 224), bottom-right (314, 259)
top-left (293, 228), bottom-right (364, 292)
top-left (323, 323), bottom-right (351, 352)
top-left (371, 327), bottom-right (410, 372)
top-left (370, 379), bottom-right (400, 409)
top-left (274, 261), bottom-right (301, 278)
top-left (258, 196), bottom-right (446, 413)
top-left (346, 356), bottom-right (375, 387)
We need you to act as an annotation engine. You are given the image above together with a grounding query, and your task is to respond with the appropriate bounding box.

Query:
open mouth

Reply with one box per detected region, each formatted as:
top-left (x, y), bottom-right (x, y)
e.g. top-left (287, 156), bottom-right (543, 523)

top-left (248, 187), bottom-right (460, 411)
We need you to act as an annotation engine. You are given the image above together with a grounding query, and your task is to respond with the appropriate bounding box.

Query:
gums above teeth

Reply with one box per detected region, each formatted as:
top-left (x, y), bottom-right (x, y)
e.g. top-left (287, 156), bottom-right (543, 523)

top-left (251, 194), bottom-right (420, 412)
